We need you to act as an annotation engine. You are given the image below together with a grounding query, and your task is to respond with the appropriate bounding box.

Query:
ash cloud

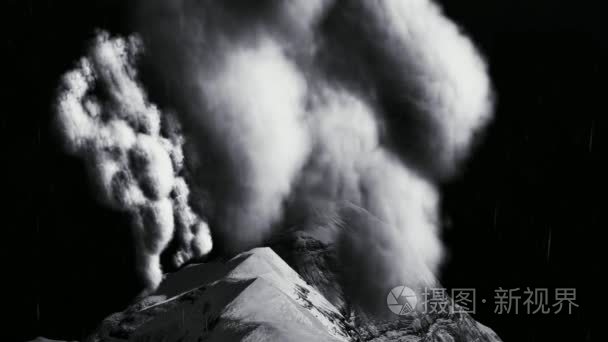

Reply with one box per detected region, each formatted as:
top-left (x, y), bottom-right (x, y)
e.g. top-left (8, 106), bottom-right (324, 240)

top-left (318, 0), bottom-right (493, 179)
top-left (55, 0), bottom-right (493, 313)
top-left (55, 33), bottom-right (212, 292)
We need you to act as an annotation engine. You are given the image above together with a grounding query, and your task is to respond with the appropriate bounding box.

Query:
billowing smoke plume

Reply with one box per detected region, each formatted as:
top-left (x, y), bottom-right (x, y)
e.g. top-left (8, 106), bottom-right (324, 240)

top-left (55, 33), bottom-right (212, 291)
top-left (55, 0), bottom-right (493, 312)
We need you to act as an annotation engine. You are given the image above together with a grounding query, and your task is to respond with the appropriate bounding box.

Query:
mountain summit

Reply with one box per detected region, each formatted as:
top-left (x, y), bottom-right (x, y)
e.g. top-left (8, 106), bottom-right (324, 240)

top-left (81, 246), bottom-right (500, 342)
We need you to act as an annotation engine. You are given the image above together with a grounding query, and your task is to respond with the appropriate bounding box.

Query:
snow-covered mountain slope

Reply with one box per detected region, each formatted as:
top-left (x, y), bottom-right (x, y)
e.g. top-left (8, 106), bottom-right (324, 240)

top-left (86, 246), bottom-right (501, 342)
top-left (86, 247), bottom-right (356, 342)
top-left (272, 231), bottom-right (503, 342)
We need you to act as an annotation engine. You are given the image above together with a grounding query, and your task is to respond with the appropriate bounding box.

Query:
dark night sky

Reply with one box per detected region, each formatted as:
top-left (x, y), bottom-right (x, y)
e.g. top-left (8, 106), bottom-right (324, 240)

top-left (4, 1), bottom-right (602, 341)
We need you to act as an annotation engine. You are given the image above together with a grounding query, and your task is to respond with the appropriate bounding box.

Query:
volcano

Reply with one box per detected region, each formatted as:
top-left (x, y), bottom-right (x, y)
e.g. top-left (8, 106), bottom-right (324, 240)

top-left (75, 243), bottom-right (501, 342)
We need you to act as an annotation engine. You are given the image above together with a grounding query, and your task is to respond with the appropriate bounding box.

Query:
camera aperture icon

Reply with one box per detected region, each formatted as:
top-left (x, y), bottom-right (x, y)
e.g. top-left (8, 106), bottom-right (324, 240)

top-left (387, 286), bottom-right (418, 315)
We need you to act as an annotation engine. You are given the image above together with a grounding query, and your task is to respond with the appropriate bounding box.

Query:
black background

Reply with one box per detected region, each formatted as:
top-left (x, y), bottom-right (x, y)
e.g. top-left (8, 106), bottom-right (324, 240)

top-left (4, 1), bottom-right (602, 341)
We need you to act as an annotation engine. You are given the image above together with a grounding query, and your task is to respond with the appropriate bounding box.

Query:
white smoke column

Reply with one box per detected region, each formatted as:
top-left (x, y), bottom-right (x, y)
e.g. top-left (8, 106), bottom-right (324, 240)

top-left (287, 88), bottom-right (442, 313)
top-left (368, 0), bottom-right (493, 175)
top-left (195, 40), bottom-right (311, 252)
top-left (55, 32), bottom-right (212, 292)
top-left (54, 0), bottom-right (493, 310)
top-left (131, 0), bottom-right (325, 254)
top-left (285, 0), bottom-right (493, 311)
top-left (126, 0), bottom-right (493, 311)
